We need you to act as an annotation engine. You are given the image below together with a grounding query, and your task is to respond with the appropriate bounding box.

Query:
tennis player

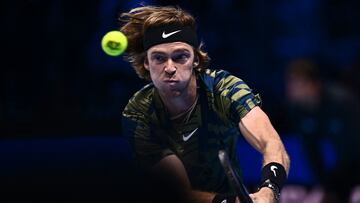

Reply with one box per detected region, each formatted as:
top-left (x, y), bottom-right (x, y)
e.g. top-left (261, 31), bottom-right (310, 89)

top-left (121, 5), bottom-right (290, 203)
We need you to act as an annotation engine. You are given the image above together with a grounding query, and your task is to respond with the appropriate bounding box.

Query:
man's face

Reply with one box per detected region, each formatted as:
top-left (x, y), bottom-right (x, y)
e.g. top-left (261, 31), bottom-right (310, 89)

top-left (144, 42), bottom-right (196, 96)
top-left (286, 74), bottom-right (320, 106)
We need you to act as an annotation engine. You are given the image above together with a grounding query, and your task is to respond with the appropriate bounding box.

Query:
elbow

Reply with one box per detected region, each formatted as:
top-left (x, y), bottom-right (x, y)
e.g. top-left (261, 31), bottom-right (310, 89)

top-left (284, 151), bottom-right (291, 175)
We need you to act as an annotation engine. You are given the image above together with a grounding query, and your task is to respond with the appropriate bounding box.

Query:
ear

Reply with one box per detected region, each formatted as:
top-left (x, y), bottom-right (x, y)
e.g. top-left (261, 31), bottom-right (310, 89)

top-left (144, 56), bottom-right (150, 70)
top-left (193, 55), bottom-right (199, 67)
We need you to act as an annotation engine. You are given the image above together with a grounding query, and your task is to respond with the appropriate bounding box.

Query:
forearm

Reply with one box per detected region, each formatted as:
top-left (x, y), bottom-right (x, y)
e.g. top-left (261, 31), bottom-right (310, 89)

top-left (261, 130), bottom-right (290, 175)
top-left (239, 107), bottom-right (291, 202)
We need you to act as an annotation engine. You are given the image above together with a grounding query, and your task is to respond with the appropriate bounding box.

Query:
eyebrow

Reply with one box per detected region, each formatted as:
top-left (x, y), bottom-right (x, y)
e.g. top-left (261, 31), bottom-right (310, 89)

top-left (150, 48), bottom-right (191, 56)
top-left (150, 51), bottom-right (167, 56)
top-left (173, 49), bottom-right (191, 54)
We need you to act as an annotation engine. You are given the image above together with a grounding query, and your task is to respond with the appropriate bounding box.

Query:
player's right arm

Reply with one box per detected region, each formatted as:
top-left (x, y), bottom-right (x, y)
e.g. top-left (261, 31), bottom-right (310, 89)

top-left (153, 155), bottom-right (209, 202)
top-left (153, 155), bottom-right (241, 203)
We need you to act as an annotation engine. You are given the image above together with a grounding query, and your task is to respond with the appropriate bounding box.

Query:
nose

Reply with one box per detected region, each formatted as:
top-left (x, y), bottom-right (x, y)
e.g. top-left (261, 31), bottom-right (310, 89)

top-left (164, 59), bottom-right (176, 76)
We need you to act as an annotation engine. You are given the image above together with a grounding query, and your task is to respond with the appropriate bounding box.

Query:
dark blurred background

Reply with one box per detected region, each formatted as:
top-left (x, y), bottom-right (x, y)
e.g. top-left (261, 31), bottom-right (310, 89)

top-left (1, 0), bottom-right (359, 202)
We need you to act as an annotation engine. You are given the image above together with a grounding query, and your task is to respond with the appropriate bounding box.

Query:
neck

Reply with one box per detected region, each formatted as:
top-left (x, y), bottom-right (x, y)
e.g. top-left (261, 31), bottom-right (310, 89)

top-left (159, 74), bottom-right (197, 117)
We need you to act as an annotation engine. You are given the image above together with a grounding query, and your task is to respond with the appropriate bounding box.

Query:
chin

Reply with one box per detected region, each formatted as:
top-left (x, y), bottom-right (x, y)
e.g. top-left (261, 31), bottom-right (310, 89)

top-left (160, 86), bottom-right (181, 97)
top-left (170, 90), bottom-right (181, 97)
top-left (162, 86), bottom-right (179, 96)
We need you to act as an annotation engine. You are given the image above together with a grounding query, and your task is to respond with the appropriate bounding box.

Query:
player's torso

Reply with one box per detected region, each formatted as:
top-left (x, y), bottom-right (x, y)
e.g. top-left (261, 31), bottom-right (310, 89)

top-left (126, 69), bottom-right (257, 193)
top-left (150, 88), bottom-right (240, 193)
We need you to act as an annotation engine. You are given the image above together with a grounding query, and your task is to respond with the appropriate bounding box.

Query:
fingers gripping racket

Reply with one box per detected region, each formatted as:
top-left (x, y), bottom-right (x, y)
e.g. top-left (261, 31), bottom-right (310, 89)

top-left (218, 150), bottom-right (253, 203)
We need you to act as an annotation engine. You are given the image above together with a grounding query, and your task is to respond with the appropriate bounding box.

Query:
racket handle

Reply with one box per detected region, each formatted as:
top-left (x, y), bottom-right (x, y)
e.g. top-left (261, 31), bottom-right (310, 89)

top-left (218, 150), bottom-right (253, 203)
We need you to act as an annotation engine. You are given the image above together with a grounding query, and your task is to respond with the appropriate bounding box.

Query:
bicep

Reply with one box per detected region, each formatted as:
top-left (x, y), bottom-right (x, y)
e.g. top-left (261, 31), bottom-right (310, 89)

top-left (239, 106), bottom-right (285, 154)
top-left (238, 106), bottom-right (277, 152)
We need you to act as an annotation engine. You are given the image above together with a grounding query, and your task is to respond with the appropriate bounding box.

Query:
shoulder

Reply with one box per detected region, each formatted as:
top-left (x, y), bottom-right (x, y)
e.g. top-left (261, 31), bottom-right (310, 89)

top-left (123, 83), bottom-right (155, 117)
top-left (197, 68), bottom-right (251, 93)
top-left (197, 69), bottom-right (261, 121)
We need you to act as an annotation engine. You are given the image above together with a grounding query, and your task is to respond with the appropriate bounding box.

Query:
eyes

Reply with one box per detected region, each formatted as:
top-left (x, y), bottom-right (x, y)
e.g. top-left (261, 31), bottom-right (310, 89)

top-left (150, 51), bottom-right (191, 65)
top-left (152, 54), bottom-right (166, 63)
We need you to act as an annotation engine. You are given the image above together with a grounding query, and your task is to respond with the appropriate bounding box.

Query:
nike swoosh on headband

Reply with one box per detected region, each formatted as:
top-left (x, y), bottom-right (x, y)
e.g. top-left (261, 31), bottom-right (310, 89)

top-left (162, 30), bottom-right (182, 38)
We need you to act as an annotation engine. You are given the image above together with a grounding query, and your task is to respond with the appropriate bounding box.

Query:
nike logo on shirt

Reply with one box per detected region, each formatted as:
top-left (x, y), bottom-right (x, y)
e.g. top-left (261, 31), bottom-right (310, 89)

top-left (162, 30), bottom-right (181, 38)
top-left (182, 128), bottom-right (198, 142)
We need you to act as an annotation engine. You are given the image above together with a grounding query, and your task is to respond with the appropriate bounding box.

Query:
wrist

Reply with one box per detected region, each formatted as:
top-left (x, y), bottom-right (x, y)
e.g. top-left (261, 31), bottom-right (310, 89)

top-left (260, 162), bottom-right (287, 189)
top-left (258, 186), bottom-right (275, 199)
top-left (258, 179), bottom-right (280, 202)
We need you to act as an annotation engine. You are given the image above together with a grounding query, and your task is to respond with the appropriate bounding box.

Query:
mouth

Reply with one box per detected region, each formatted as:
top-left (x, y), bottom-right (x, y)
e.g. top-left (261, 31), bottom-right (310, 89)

top-left (164, 79), bottom-right (179, 83)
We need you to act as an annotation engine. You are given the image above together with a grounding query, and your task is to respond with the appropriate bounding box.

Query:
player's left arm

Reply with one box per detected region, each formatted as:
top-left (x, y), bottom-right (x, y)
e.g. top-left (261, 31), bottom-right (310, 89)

top-left (239, 106), bottom-right (290, 202)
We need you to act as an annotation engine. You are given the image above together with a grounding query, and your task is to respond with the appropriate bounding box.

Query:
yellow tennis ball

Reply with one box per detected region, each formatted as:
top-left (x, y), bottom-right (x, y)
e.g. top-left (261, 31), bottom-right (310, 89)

top-left (101, 31), bottom-right (128, 56)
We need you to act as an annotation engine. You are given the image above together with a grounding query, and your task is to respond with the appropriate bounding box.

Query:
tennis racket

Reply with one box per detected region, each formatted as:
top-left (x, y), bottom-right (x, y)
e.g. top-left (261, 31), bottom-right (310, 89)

top-left (218, 150), bottom-right (253, 203)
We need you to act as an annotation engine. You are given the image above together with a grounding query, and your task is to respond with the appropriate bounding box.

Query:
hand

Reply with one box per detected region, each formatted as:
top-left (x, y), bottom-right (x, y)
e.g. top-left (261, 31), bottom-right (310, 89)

top-left (248, 187), bottom-right (275, 203)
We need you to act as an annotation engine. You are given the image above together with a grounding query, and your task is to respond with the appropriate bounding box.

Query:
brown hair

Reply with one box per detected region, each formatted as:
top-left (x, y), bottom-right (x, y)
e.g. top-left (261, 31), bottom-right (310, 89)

top-left (119, 5), bottom-right (210, 81)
